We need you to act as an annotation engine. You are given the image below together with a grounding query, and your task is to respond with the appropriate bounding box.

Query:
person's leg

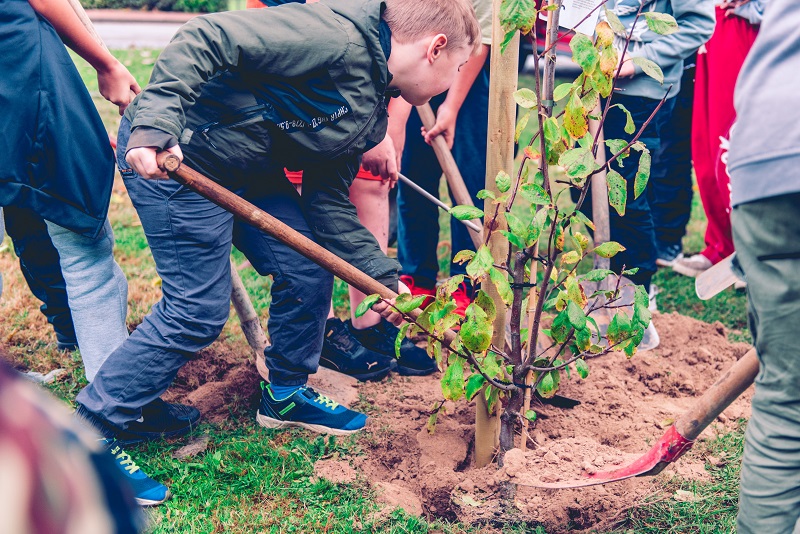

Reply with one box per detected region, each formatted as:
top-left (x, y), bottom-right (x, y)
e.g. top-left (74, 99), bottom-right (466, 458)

top-left (76, 119), bottom-right (233, 429)
top-left (650, 58), bottom-right (695, 262)
top-left (45, 219), bottom-right (128, 381)
top-left (397, 95), bottom-right (448, 289)
top-left (579, 94), bottom-right (676, 290)
top-left (348, 177), bottom-right (390, 330)
top-left (232, 175), bottom-right (335, 388)
top-left (4, 205), bottom-right (77, 350)
top-left (732, 192), bottom-right (800, 533)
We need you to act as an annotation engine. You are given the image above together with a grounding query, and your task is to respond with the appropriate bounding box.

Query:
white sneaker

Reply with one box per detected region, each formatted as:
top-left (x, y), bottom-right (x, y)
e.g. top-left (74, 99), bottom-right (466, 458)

top-left (655, 252), bottom-right (684, 268)
top-left (672, 254), bottom-right (713, 278)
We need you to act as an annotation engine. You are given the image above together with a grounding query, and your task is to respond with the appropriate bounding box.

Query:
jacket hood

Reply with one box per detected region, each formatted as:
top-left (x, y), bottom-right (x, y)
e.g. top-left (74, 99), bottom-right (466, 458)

top-left (321, 0), bottom-right (389, 93)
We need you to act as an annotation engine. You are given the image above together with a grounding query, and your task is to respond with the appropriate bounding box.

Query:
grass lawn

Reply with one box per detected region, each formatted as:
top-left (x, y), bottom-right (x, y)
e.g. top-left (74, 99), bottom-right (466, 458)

top-left (0, 49), bottom-right (751, 533)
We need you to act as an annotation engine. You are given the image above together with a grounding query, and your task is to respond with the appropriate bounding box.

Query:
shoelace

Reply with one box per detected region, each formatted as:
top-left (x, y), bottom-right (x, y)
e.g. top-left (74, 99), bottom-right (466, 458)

top-left (313, 394), bottom-right (339, 410)
top-left (109, 443), bottom-right (141, 475)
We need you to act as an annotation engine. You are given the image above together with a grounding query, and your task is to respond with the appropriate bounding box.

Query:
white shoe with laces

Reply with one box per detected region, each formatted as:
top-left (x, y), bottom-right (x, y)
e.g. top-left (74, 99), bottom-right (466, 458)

top-left (672, 254), bottom-right (713, 278)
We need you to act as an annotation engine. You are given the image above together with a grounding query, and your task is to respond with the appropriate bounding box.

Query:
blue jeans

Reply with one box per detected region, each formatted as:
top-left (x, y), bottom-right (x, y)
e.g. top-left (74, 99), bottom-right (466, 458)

top-left (46, 219), bottom-right (129, 381)
top-left (574, 94), bottom-right (676, 290)
top-left (397, 56), bottom-right (490, 286)
top-left (4, 205), bottom-right (77, 347)
top-left (77, 118), bottom-right (333, 427)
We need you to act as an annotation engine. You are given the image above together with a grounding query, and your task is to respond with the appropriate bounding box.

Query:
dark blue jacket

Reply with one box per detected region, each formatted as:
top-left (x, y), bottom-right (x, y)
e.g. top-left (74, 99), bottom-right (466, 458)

top-left (0, 0), bottom-right (115, 238)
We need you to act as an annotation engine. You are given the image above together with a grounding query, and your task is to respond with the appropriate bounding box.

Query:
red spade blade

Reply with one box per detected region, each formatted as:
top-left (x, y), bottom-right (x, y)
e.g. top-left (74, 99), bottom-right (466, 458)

top-left (513, 425), bottom-right (695, 489)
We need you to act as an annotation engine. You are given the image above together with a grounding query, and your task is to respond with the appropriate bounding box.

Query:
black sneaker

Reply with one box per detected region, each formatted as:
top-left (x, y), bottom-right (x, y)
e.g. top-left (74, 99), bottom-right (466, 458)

top-left (320, 318), bottom-right (396, 382)
top-left (256, 383), bottom-right (367, 436)
top-left (103, 438), bottom-right (170, 506)
top-left (77, 398), bottom-right (201, 445)
top-left (348, 319), bottom-right (437, 377)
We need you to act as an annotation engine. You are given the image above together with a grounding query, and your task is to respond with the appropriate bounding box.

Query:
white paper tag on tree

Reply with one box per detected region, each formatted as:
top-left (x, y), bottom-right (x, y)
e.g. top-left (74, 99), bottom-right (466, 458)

top-left (559, 0), bottom-right (603, 35)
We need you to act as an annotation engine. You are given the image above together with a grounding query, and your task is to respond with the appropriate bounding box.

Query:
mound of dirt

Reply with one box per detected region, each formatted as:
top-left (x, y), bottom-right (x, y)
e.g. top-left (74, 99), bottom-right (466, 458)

top-left (165, 312), bottom-right (753, 532)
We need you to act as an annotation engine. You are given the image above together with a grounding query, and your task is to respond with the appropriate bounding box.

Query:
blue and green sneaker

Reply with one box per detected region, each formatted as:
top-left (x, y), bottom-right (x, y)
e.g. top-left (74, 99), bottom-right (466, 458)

top-left (256, 384), bottom-right (367, 436)
top-left (103, 438), bottom-right (170, 506)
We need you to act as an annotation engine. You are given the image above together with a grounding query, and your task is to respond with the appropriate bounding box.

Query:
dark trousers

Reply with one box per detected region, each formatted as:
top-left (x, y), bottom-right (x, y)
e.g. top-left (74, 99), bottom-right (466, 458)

top-left (3, 205), bottom-right (76, 346)
top-left (396, 57), bottom-right (490, 287)
top-left (650, 57), bottom-right (696, 252)
top-left (576, 93), bottom-right (676, 290)
top-left (77, 118), bottom-right (333, 427)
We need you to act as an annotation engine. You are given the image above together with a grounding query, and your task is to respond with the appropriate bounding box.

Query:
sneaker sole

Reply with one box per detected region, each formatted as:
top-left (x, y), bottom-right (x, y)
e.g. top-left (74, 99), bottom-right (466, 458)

top-left (671, 263), bottom-right (710, 278)
top-left (115, 420), bottom-right (200, 446)
top-left (397, 365), bottom-right (438, 377)
top-left (256, 412), bottom-right (362, 436)
top-left (136, 490), bottom-right (171, 507)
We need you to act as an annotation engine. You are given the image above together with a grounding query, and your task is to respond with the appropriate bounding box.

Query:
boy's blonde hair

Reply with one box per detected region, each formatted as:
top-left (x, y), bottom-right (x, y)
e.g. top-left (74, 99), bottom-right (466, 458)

top-left (383, 0), bottom-right (482, 55)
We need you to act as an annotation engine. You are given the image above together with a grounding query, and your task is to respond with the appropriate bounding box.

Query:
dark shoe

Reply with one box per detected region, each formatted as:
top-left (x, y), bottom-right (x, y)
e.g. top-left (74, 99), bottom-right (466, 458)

top-left (320, 318), bottom-right (395, 382)
top-left (77, 399), bottom-right (201, 445)
top-left (348, 319), bottom-right (437, 377)
top-left (103, 438), bottom-right (170, 506)
top-left (256, 383), bottom-right (367, 436)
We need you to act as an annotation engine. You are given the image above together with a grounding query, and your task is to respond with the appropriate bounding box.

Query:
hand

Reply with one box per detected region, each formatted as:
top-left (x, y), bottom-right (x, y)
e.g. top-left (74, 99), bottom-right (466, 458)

top-left (722, 0), bottom-right (749, 16)
top-left (616, 58), bottom-right (636, 78)
top-left (97, 60), bottom-right (141, 115)
top-left (126, 144), bottom-right (183, 180)
top-left (422, 104), bottom-right (457, 149)
top-left (371, 280), bottom-right (411, 327)
top-left (361, 135), bottom-right (399, 186)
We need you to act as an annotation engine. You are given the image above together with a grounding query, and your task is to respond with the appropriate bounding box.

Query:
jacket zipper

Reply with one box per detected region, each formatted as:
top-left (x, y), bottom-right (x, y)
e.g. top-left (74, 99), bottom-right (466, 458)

top-left (197, 104), bottom-right (268, 150)
top-left (319, 99), bottom-right (385, 159)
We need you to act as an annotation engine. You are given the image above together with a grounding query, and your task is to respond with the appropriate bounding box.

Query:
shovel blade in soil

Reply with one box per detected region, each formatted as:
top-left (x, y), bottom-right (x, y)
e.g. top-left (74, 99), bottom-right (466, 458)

top-left (514, 425), bottom-right (695, 489)
top-left (695, 253), bottom-right (739, 300)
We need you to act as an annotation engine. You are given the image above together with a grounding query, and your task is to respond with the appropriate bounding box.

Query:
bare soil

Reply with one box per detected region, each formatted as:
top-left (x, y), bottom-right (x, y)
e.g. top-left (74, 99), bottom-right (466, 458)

top-left (162, 311), bottom-right (752, 532)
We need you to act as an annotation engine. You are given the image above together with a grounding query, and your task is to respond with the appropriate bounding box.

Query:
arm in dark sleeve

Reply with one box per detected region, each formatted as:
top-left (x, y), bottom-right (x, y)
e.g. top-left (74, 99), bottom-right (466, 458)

top-left (302, 157), bottom-right (400, 292)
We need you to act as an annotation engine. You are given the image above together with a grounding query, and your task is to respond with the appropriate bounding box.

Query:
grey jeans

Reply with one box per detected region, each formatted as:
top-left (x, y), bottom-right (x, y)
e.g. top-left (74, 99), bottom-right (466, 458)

top-left (733, 193), bottom-right (800, 534)
top-left (46, 220), bottom-right (129, 381)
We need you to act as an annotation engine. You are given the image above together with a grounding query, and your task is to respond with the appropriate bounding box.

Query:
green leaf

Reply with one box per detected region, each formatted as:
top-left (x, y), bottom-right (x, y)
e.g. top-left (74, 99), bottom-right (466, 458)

top-left (593, 241), bottom-right (626, 258)
top-left (569, 33), bottom-right (600, 75)
top-left (474, 289), bottom-right (497, 322)
top-left (558, 146), bottom-right (599, 181)
top-left (614, 103), bottom-right (636, 135)
top-left (466, 245), bottom-right (493, 279)
top-left (575, 358), bottom-right (590, 379)
top-left (453, 250), bottom-right (476, 264)
top-left (567, 301), bottom-right (587, 331)
top-left (567, 278), bottom-right (588, 308)
top-left (394, 322), bottom-right (411, 359)
top-left (495, 171), bottom-right (512, 193)
top-left (505, 212), bottom-right (529, 242)
top-left (519, 182), bottom-right (551, 206)
top-left (634, 148), bottom-right (651, 199)
top-left (581, 89), bottom-right (600, 113)
top-left (481, 352), bottom-right (502, 378)
top-left (644, 12), bottom-right (679, 35)
top-left (441, 274), bottom-right (466, 298)
top-left (461, 303), bottom-right (492, 353)
top-left (551, 309), bottom-right (571, 344)
top-left (466, 373), bottom-right (486, 401)
top-left (450, 205), bottom-right (484, 221)
top-left (606, 169), bottom-right (627, 216)
top-left (553, 82), bottom-right (574, 101)
top-left (441, 357), bottom-right (465, 401)
top-left (631, 56), bottom-right (664, 84)
top-left (524, 410), bottom-right (537, 422)
top-left (394, 293), bottom-right (428, 313)
top-left (633, 285), bottom-right (652, 328)
top-left (536, 371), bottom-right (559, 398)
top-left (476, 189), bottom-right (496, 200)
top-left (529, 207), bottom-right (548, 244)
top-left (560, 250), bottom-right (581, 266)
top-left (580, 269), bottom-right (614, 282)
top-left (514, 87), bottom-right (539, 109)
top-left (607, 312), bottom-right (632, 345)
top-left (489, 267), bottom-right (513, 306)
top-left (544, 117), bottom-right (562, 149)
top-left (575, 327), bottom-right (592, 351)
top-left (499, 0), bottom-right (537, 34)
top-left (572, 209), bottom-right (595, 231)
top-left (606, 138), bottom-right (628, 156)
top-left (355, 293), bottom-right (382, 318)
top-left (515, 111), bottom-right (530, 143)
top-left (599, 44), bottom-right (618, 77)
top-left (564, 91), bottom-right (589, 140)
top-left (604, 6), bottom-right (627, 35)
top-left (590, 67), bottom-right (613, 98)
top-left (502, 230), bottom-right (526, 250)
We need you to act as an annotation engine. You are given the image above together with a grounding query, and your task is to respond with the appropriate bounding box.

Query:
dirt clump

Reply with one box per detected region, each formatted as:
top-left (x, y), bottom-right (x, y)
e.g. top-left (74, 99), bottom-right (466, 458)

top-left (314, 458), bottom-right (357, 484)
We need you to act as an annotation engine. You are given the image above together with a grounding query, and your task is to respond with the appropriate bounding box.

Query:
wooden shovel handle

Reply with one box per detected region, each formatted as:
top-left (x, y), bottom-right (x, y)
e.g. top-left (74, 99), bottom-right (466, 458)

top-left (416, 104), bottom-right (484, 248)
top-left (155, 153), bottom-right (458, 346)
top-left (675, 347), bottom-right (759, 441)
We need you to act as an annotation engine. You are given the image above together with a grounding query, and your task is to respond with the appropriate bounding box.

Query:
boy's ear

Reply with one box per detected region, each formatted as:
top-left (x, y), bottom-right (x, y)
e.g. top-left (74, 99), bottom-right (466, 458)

top-left (426, 34), bottom-right (448, 63)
